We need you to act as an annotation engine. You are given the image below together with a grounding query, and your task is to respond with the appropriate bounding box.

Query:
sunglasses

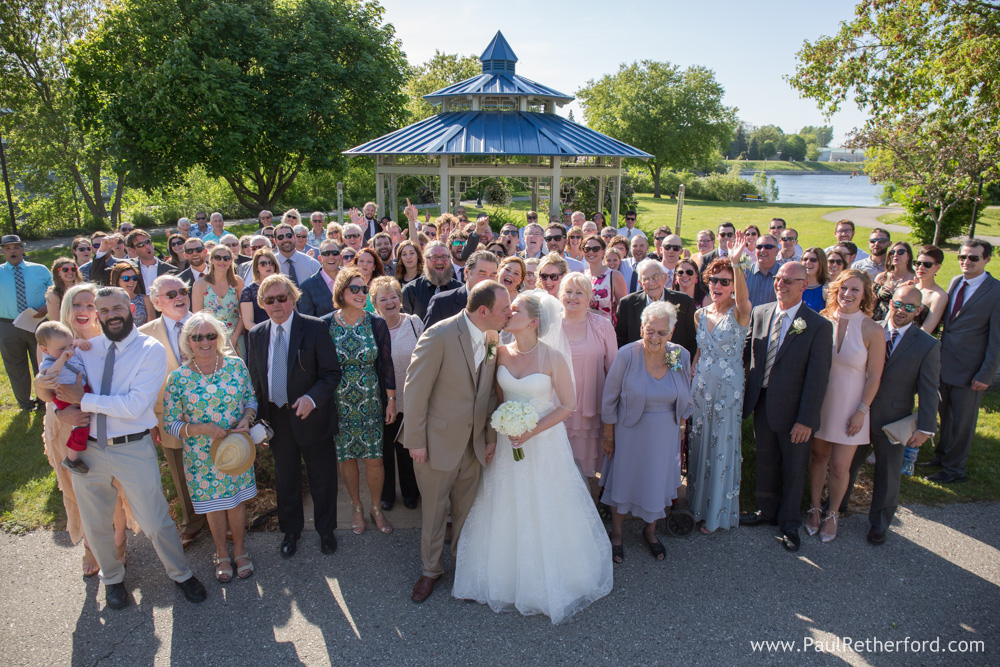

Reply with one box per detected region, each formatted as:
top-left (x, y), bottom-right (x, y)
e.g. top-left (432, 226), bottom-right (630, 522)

top-left (262, 294), bottom-right (290, 305)
top-left (320, 250), bottom-right (340, 257)
top-left (676, 269), bottom-right (696, 277)
top-left (132, 239), bottom-right (152, 249)
top-left (344, 233), bottom-right (360, 239)
top-left (780, 237), bottom-right (798, 243)
top-left (539, 272), bottom-right (564, 281)
top-left (776, 277), bottom-right (805, 285)
top-left (708, 276), bottom-right (733, 286)
top-left (190, 332), bottom-right (219, 342)
top-left (500, 230), bottom-right (518, 236)
top-left (184, 247), bottom-right (205, 254)
top-left (257, 260), bottom-right (275, 268)
top-left (212, 255), bottom-right (232, 262)
top-left (828, 259), bottom-right (845, 266)
top-left (958, 254), bottom-right (981, 262)
top-left (662, 244), bottom-right (682, 252)
top-left (889, 248), bottom-right (909, 256)
top-left (890, 300), bottom-right (919, 313)
top-left (451, 241), bottom-right (465, 247)
top-left (342, 254), bottom-right (356, 262)
top-left (869, 238), bottom-right (890, 244)
top-left (275, 233), bottom-right (293, 240)
top-left (654, 236), bottom-right (667, 243)
top-left (424, 231), bottom-right (437, 238)
top-left (583, 246), bottom-right (603, 253)
top-left (296, 234), bottom-right (308, 239)
top-left (347, 284), bottom-right (370, 295)
top-left (625, 217), bottom-right (636, 222)
top-left (195, 217), bottom-right (207, 221)
top-left (163, 288), bottom-right (190, 299)
top-left (802, 256), bottom-right (818, 263)
top-left (757, 243), bottom-right (778, 251)
top-left (76, 246), bottom-right (93, 253)
top-left (544, 236), bottom-right (565, 243)
top-left (915, 260), bottom-right (937, 268)
top-left (119, 275), bottom-right (138, 282)
top-left (745, 231), bottom-right (759, 237)
top-left (170, 240), bottom-right (185, 247)
top-left (718, 231), bottom-right (734, 238)
top-left (119, 227), bottom-right (134, 233)
top-left (285, 216), bottom-right (299, 221)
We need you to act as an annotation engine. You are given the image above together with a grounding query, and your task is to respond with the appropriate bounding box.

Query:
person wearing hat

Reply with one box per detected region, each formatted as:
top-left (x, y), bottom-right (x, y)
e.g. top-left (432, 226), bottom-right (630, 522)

top-left (1, 235), bottom-right (52, 410)
top-left (164, 311), bottom-right (259, 583)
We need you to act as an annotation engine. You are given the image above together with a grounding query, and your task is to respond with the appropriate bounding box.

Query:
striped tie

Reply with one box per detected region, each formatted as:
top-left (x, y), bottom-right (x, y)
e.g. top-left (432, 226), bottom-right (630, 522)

top-left (885, 329), bottom-right (898, 365)
top-left (286, 258), bottom-right (298, 285)
top-left (762, 312), bottom-right (785, 389)
top-left (271, 325), bottom-right (288, 407)
top-left (13, 264), bottom-right (27, 312)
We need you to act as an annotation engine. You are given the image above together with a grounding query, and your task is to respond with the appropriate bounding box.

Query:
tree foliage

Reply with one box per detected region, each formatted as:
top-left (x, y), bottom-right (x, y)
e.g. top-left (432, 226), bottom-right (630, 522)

top-left (404, 51), bottom-right (481, 123)
top-left (71, 0), bottom-right (408, 211)
top-left (577, 60), bottom-right (736, 197)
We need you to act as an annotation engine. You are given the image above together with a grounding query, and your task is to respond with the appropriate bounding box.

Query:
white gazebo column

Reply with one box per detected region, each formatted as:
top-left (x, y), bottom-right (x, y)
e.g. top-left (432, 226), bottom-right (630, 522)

top-left (376, 160), bottom-right (386, 218)
top-left (439, 155), bottom-right (450, 214)
top-left (531, 157), bottom-right (540, 213)
top-left (549, 156), bottom-right (561, 221)
top-left (388, 172), bottom-right (398, 222)
top-left (596, 173), bottom-right (606, 219)
top-left (610, 157), bottom-right (622, 225)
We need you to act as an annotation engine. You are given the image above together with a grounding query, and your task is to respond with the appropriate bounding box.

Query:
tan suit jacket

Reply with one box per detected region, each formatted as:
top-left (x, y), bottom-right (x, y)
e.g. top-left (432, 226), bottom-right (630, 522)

top-left (138, 317), bottom-right (184, 450)
top-left (400, 312), bottom-right (498, 472)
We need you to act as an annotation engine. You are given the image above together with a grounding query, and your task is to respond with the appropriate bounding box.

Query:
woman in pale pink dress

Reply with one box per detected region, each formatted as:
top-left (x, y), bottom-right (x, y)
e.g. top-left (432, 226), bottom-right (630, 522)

top-left (559, 273), bottom-right (617, 501)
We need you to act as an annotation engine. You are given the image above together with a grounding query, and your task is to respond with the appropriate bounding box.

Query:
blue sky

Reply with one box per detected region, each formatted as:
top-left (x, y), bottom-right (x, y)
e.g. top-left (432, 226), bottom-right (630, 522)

top-left (378, 0), bottom-right (868, 146)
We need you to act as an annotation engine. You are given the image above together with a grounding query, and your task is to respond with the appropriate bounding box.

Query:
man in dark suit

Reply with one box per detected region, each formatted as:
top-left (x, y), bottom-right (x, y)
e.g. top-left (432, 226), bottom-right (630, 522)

top-left (401, 241), bottom-right (462, 321)
top-left (247, 274), bottom-right (342, 558)
top-left (615, 259), bottom-right (696, 358)
top-left (424, 251), bottom-right (499, 329)
top-left (697, 222), bottom-right (736, 274)
top-left (740, 261), bottom-right (833, 552)
top-left (176, 238), bottom-right (210, 285)
top-left (297, 240), bottom-right (341, 317)
top-left (91, 230), bottom-right (176, 292)
top-left (360, 201), bottom-right (380, 245)
top-left (838, 286), bottom-right (940, 544)
top-left (922, 239), bottom-right (1000, 483)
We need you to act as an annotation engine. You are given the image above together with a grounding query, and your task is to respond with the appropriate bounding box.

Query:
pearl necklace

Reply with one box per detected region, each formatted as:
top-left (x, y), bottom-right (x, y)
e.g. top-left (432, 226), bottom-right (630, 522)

top-left (513, 340), bottom-right (539, 354)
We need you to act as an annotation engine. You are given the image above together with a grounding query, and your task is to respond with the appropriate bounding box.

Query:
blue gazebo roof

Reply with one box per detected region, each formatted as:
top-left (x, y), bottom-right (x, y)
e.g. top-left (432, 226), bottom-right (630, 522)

top-left (344, 110), bottom-right (652, 158)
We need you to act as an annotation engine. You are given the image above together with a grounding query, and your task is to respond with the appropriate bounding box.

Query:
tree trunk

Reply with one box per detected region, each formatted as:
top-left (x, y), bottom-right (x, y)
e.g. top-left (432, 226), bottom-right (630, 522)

top-left (223, 156), bottom-right (305, 212)
top-left (110, 172), bottom-right (127, 227)
top-left (651, 163), bottom-right (662, 198)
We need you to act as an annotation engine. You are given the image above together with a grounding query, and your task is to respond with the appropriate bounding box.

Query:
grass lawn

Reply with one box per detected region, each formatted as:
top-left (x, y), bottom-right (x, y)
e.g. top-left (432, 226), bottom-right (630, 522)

top-left (723, 160), bottom-right (864, 174)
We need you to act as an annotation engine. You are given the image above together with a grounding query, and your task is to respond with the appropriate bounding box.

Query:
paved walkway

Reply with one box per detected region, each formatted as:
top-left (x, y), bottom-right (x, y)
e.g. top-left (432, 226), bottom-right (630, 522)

top-left (822, 207), bottom-right (1000, 245)
top-left (2, 502), bottom-right (997, 665)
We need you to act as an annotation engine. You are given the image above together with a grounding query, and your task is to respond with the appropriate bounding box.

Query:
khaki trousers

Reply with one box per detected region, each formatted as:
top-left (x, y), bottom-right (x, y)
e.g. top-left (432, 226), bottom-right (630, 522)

top-left (414, 444), bottom-right (481, 578)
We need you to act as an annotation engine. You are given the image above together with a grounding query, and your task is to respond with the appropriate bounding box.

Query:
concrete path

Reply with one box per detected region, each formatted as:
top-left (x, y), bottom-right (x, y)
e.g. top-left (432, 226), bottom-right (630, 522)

top-left (822, 207), bottom-right (1000, 245)
top-left (2, 502), bottom-right (997, 665)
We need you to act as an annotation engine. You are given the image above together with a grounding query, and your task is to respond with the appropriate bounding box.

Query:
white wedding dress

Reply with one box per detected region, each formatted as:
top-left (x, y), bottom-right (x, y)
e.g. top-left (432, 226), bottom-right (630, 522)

top-left (452, 366), bottom-right (613, 624)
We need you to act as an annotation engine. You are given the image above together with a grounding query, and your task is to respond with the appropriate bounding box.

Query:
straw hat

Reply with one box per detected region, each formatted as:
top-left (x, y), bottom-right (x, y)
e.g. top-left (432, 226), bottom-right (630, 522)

top-left (209, 432), bottom-right (256, 477)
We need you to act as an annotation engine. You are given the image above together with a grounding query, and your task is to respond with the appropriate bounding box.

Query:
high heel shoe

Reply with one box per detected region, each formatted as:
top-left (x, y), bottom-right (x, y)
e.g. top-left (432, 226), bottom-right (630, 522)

top-left (805, 507), bottom-right (823, 536)
top-left (369, 506), bottom-right (393, 534)
top-left (820, 511), bottom-right (839, 543)
top-left (351, 504), bottom-right (366, 535)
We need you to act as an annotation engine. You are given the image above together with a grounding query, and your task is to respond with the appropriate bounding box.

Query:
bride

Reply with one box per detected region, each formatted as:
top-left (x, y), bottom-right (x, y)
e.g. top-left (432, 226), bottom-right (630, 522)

top-left (453, 292), bottom-right (613, 624)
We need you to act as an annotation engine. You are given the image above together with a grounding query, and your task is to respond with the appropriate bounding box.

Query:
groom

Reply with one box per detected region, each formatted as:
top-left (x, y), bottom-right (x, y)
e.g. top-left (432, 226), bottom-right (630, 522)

top-left (401, 280), bottom-right (511, 603)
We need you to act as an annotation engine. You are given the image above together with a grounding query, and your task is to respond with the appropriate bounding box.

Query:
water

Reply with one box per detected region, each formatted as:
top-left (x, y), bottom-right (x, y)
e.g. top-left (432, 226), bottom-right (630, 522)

top-left (747, 172), bottom-right (884, 207)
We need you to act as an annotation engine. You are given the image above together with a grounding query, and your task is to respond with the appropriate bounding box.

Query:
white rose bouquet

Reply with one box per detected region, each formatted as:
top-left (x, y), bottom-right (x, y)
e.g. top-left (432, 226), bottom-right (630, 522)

top-left (490, 401), bottom-right (540, 462)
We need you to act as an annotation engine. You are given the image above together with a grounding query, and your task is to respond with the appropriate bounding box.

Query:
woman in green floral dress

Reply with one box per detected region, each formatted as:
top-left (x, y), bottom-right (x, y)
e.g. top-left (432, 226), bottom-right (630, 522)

top-left (321, 267), bottom-right (396, 535)
top-left (165, 312), bottom-right (258, 583)
top-left (192, 244), bottom-right (246, 357)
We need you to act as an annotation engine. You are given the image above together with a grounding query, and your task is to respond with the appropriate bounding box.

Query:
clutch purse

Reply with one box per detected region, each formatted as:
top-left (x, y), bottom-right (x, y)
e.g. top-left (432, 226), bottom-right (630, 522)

top-left (882, 413), bottom-right (918, 446)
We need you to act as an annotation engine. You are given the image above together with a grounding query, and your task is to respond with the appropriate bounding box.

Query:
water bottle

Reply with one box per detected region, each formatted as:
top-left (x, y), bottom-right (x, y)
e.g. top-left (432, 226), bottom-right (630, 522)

top-left (901, 445), bottom-right (919, 476)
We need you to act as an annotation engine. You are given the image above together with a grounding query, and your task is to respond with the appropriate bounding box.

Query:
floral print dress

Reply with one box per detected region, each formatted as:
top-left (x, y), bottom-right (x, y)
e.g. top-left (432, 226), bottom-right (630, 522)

top-left (331, 312), bottom-right (383, 462)
top-left (204, 284), bottom-right (244, 356)
top-left (588, 267), bottom-right (618, 324)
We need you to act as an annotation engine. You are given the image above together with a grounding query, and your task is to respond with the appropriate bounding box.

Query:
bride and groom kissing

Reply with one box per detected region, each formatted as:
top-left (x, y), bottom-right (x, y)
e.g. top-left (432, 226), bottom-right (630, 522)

top-left (400, 280), bottom-right (612, 624)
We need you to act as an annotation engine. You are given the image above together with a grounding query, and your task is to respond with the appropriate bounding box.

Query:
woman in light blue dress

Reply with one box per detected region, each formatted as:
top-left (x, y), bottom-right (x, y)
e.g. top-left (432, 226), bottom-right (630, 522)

top-left (687, 232), bottom-right (753, 533)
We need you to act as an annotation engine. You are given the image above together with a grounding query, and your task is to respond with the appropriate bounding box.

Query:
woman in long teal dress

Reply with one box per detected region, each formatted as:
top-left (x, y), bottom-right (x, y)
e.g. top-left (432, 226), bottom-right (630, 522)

top-left (165, 312), bottom-right (258, 583)
top-left (192, 244), bottom-right (246, 357)
top-left (321, 267), bottom-right (396, 536)
top-left (687, 233), bottom-right (753, 533)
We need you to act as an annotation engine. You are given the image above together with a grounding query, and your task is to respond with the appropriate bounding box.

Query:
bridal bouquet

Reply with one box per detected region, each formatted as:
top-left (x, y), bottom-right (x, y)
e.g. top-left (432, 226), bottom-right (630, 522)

top-left (490, 401), bottom-right (539, 462)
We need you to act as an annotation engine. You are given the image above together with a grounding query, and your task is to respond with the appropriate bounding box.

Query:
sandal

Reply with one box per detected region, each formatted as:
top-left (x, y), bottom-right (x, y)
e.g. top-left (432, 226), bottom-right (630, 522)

top-left (82, 546), bottom-right (100, 578)
top-left (215, 556), bottom-right (233, 583)
top-left (370, 506), bottom-right (393, 534)
top-left (597, 503), bottom-right (613, 522)
top-left (820, 511), bottom-right (839, 543)
top-left (805, 507), bottom-right (823, 537)
top-left (351, 504), bottom-right (366, 535)
top-left (610, 536), bottom-right (624, 564)
top-left (234, 553), bottom-right (254, 579)
top-left (645, 535), bottom-right (666, 561)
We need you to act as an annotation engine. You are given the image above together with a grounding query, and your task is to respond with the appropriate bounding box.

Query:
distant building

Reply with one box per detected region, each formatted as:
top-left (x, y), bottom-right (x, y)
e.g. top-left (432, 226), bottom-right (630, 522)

top-left (818, 148), bottom-right (866, 163)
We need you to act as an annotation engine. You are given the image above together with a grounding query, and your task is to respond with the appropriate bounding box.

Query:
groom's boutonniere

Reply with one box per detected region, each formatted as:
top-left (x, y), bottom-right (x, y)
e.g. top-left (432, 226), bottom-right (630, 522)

top-left (665, 348), bottom-right (682, 372)
top-left (790, 317), bottom-right (807, 336)
top-left (485, 335), bottom-right (498, 362)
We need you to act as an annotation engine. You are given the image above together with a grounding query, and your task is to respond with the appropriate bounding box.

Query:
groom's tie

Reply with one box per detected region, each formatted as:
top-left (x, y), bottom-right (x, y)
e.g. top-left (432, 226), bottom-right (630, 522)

top-left (473, 337), bottom-right (485, 372)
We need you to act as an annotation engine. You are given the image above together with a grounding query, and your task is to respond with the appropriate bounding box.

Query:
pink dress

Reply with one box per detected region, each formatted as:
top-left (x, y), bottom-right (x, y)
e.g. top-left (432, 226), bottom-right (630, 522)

top-left (815, 310), bottom-right (871, 445)
top-left (587, 268), bottom-right (619, 324)
top-left (564, 312), bottom-right (618, 477)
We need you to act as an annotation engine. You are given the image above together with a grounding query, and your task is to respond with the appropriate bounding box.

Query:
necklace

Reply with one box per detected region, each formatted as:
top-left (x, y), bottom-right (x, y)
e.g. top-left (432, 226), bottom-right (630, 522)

top-left (193, 354), bottom-right (220, 376)
top-left (513, 339), bottom-right (539, 354)
top-left (337, 309), bottom-right (362, 327)
top-left (387, 315), bottom-right (403, 330)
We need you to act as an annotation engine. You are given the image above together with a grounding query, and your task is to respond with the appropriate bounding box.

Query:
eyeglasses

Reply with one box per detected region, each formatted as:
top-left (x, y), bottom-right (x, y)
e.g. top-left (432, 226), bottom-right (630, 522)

top-left (802, 256), bottom-right (818, 263)
top-left (869, 237), bottom-right (890, 244)
top-left (544, 235), bottom-right (565, 243)
top-left (119, 275), bottom-right (138, 282)
top-left (342, 254), bottom-right (356, 262)
top-left (958, 254), bottom-right (982, 262)
top-left (718, 231), bottom-right (734, 238)
top-left (424, 231), bottom-right (437, 238)
top-left (745, 231), bottom-right (759, 237)
top-left (915, 260), bottom-right (937, 268)
top-left (654, 236), bottom-right (667, 243)
top-left (828, 259), bottom-right (845, 267)
top-left (889, 248), bottom-right (909, 256)
top-left (211, 255), bottom-right (232, 262)
top-left (450, 240), bottom-right (465, 247)
top-left (262, 294), bottom-right (290, 305)
top-left (662, 244), bottom-right (682, 253)
top-left (59, 266), bottom-right (78, 273)
top-left (162, 288), bottom-right (190, 299)
top-left (780, 237), bottom-right (798, 243)
top-left (583, 246), bottom-right (603, 253)
top-left (776, 277), bottom-right (805, 285)
top-left (295, 234), bottom-right (308, 239)
top-left (676, 269), bottom-right (696, 277)
top-left (568, 235), bottom-right (583, 241)
top-left (169, 240), bottom-right (185, 247)
top-left (757, 243), bottom-right (778, 251)
top-left (185, 246), bottom-right (205, 254)
top-left (344, 233), bottom-right (360, 239)
top-left (625, 217), bottom-right (636, 222)
top-left (500, 230), bottom-right (518, 236)
top-left (190, 332), bottom-right (219, 342)
top-left (119, 226), bottom-right (134, 233)
top-left (285, 216), bottom-right (299, 221)
top-left (76, 246), bottom-right (93, 253)
top-left (539, 272), bottom-right (564, 282)
top-left (195, 216), bottom-right (207, 221)
top-left (131, 239), bottom-right (151, 249)
top-left (890, 300), bottom-right (919, 313)
top-left (708, 276), bottom-right (733, 286)
top-left (320, 250), bottom-right (340, 257)
top-left (257, 260), bottom-right (275, 268)
top-left (275, 233), bottom-right (293, 240)
top-left (347, 284), bottom-right (370, 295)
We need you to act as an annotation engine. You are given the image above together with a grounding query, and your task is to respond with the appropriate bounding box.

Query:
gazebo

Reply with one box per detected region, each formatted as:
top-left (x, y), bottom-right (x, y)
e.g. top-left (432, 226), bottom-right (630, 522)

top-left (344, 31), bottom-right (651, 222)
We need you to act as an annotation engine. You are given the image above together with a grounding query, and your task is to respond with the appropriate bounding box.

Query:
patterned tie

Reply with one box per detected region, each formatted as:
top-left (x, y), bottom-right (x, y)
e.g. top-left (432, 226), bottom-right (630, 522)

top-left (950, 280), bottom-right (967, 323)
top-left (286, 258), bottom-right (298, 286)
top-left (174, 320), bottom-right (184, 361)
top-left (271, 325), bottom-right (288, 407)
top-left (473, 337), bottom-right (485, 371)
top-left (96, 343), bottom-right (116, 444)
top-left (885, 329), bottom-right (898, 364)
top-left (13, 264), bottom-right (27, 312)
top-left (762, 312), bottom-right (785, 389)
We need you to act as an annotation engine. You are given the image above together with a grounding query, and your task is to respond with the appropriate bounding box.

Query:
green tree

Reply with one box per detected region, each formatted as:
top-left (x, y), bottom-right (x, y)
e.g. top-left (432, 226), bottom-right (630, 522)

top-left (0, 0), bottom-right (127, 229)
top-left (728, 123), bottom-right (749, 159)
top-left (748, 136), bottom-right (761, 161)
top-left (798, 125), bottom-right (834, 147)
top-left (750, 125), bottom-right (785, 155)
top-left (577, 60), bottom-right (736, 198)
top-left (761, 140), bottom-right (776, 159)
top-left (71, 0), bottom-right (408, 211)
top-left (404, 51), bottom-right (481, 123)
top-left (783, 135), bottom-right (807, 161)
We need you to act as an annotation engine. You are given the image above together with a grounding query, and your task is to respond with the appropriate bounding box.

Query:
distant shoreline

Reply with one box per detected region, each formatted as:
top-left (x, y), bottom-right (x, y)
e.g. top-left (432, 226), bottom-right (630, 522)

top-left (723, 160), bottom-right (864, 174)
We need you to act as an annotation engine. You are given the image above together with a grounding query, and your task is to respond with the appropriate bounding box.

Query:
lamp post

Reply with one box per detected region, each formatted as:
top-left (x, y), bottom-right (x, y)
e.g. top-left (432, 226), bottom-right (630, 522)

top-left (0, 132), bottom-right (15, 236)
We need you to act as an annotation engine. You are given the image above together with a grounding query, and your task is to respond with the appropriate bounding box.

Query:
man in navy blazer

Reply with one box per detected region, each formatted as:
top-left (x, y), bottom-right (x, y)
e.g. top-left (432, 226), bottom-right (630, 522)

top-left (922, 239), bottom-right (1000, 483)
top-left (247, 274), bottom-right (342, 558)
top-left (424, 251), bottom-right (499, 329)
top-left (740, 262), bottom-right (833, 552)
top-left (297, 239), bottom-right (341, 317)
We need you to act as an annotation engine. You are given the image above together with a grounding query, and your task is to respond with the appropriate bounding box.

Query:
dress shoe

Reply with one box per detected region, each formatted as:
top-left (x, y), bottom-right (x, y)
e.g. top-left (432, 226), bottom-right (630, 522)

top-left (280, 532), bottom-right (300, 558)
top-left (916, 457), bottom-right (942, 468)
top-left (105, 582), bottom-right (130, 610)
top-left (925, 471), bottom-right (966, 484)
top-left (867, 526), bottom-right (887, 546)
top-left (380, 499), bottom-right (393, 512)
top-left (403, 497), bottom-right (419, 510)
top-left (175, 576), bottom-right (207, 603)
top-left (781, 530), bottom-right (801, 552)
top-left (411, 575), bottom-right (439, 603)
top-left (320, 532), bottom-right (338, 555)
top-left (739, 510), bottom-right (777, 527)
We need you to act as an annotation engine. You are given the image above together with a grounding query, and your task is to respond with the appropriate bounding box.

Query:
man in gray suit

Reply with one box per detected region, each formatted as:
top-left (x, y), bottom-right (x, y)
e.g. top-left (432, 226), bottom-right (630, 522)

top-left (740, 262), bottom-right (833, 552)
top-left (922, 239), bottom-right (1000, 483)
top-left (839, 286), bottom-right (940, 544)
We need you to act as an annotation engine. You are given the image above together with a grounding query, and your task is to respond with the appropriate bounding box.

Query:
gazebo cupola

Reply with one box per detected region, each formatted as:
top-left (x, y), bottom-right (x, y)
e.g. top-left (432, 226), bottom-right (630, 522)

top-left (345, 31), bottom-right (651, 221)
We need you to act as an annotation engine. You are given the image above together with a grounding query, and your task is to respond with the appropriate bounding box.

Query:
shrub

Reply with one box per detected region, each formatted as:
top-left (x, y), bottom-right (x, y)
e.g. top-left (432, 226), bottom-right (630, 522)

top-left (897, 185), bottom-right (982, 245)
top-left (485, 207), bottom-right (519, 232)
top-left (130, 210), bottom-right (157, 228)
top-left (571, 173), bottom-right (638, 221)
top-left (483, 180), bottom-right (513, 207)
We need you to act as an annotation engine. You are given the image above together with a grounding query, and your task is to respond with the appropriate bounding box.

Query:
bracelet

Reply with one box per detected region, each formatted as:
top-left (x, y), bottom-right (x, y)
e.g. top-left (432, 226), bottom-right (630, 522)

top-left (388, 397), bottom-right (396, 401)
top-left (856, 403), bottom-right (869, 415)
top-left (183, 423), bottom-right (190, 438)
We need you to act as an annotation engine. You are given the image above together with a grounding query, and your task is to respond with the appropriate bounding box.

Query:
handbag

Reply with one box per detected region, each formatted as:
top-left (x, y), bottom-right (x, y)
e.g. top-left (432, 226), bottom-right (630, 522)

top-left (882, 413), bottom-right (919, 446)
